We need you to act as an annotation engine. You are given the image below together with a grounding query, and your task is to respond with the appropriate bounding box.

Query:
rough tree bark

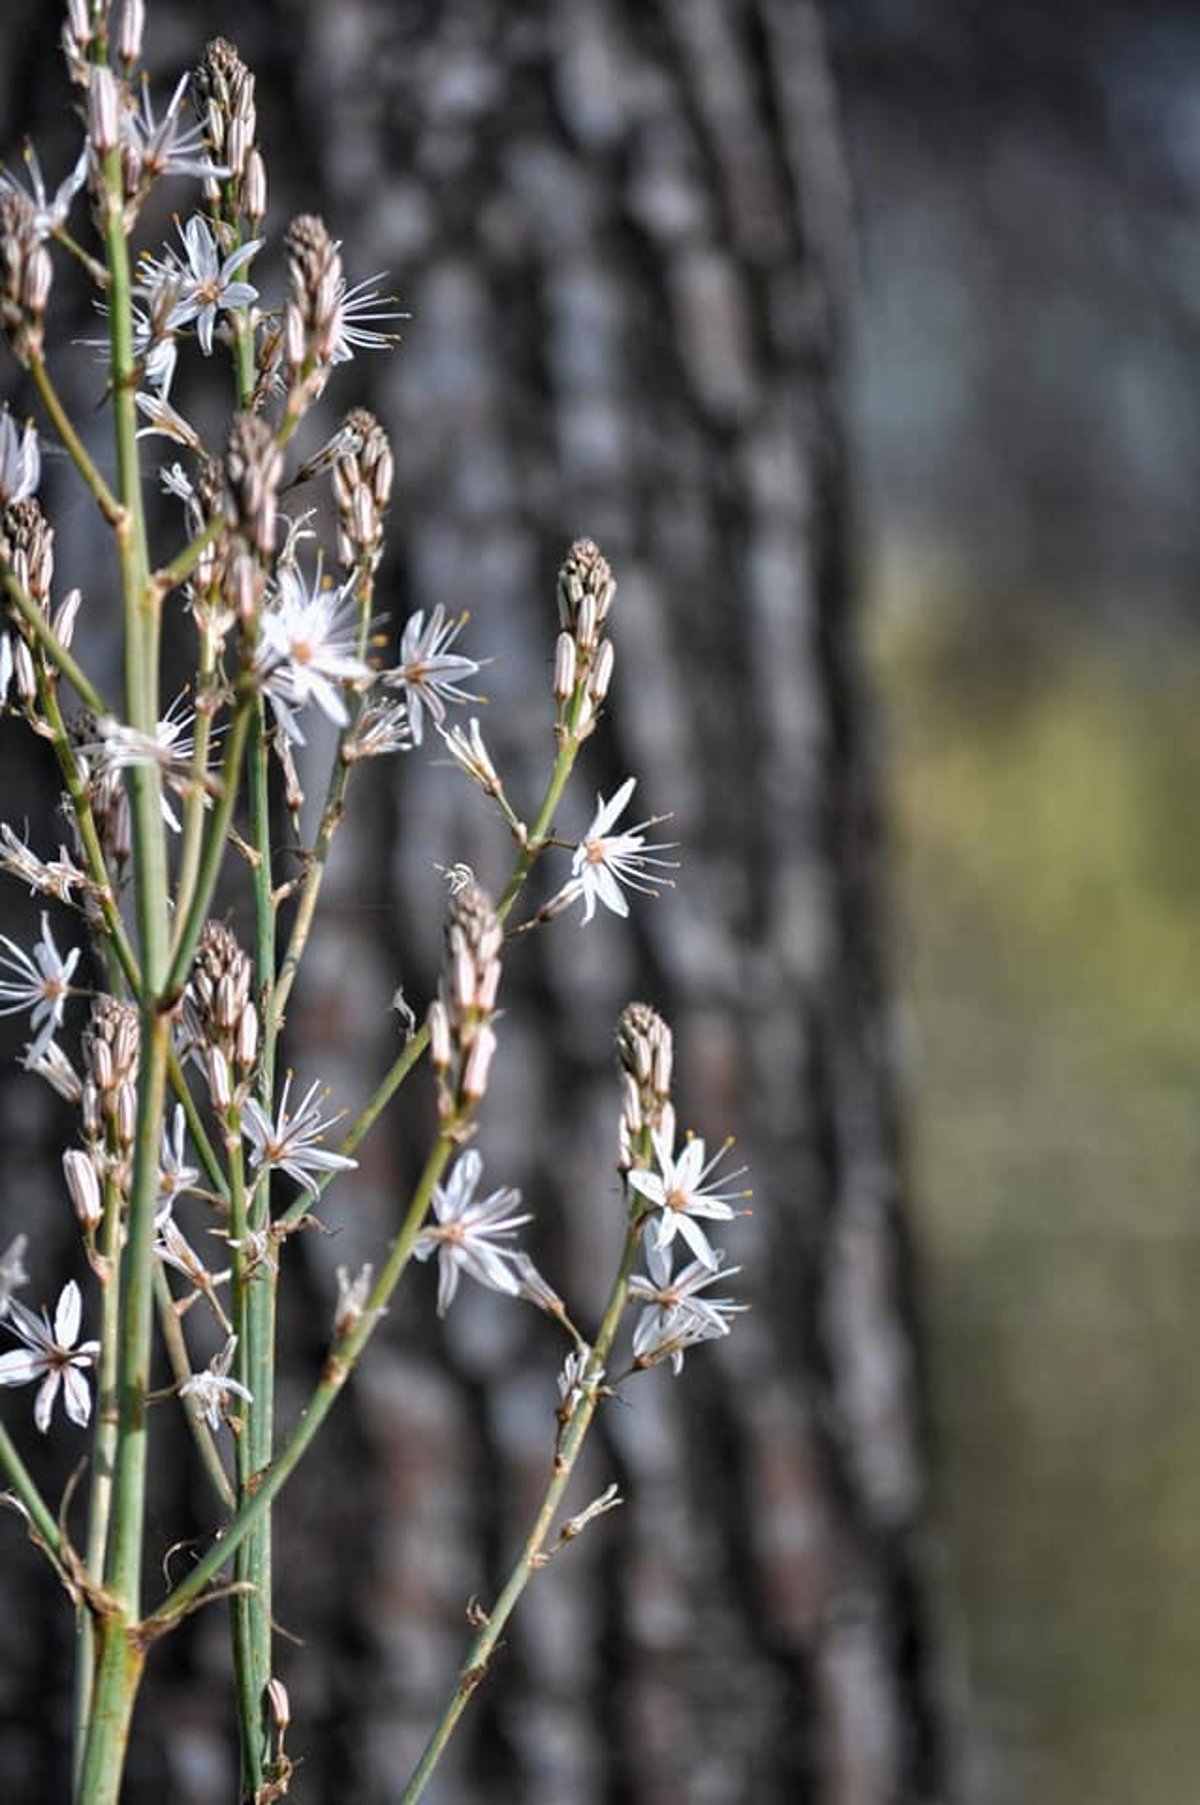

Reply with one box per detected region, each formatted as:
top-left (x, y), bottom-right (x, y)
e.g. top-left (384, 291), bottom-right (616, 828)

top-left (0, 3), bottom-right (948, 1801)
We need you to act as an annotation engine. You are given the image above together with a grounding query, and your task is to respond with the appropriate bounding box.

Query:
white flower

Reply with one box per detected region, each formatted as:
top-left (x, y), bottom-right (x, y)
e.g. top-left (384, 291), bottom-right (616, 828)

top-left (628, 1237), bottom-right (746, 1374)
top-left (0, 1280), bottom-right (98, 1432)
top-left (138, 215), bottom-right (261, 357)
top-left (382, 605), bottom-right (484, 745)
top-left (123, 73), bottom-right (231, 186)
top-left (414, 1149), bottom-right (532, 1316)
top-left (241, 1073), bottom-right (358, 1197)
top-left (438, 717), bottom-right (502, 795)
top-left (254, 562), bottom-right (372, 743)
top-left (627, 1129), bottom-right (750, 1270)
top-left (0, 910), bottom-right (81, 1063)
top-left (80, 694), bottom-right (204, 834)
top-left (0, 141), bottom-right (87, 240)
top-left (0, 1234), bottom-right (28, 1317)
top-left (180, 1335), bottom-right (252, 1432)
top-left (0, 824), bottom-right (86, 902)
top-left (0, 407), bottom-right (39, 505)
top-left (328, 271), bottom-right (408, 364)
top-left (553, 778), bottom-right (678, 925)
top-left (158, 1103), bottom-right (201, 1205)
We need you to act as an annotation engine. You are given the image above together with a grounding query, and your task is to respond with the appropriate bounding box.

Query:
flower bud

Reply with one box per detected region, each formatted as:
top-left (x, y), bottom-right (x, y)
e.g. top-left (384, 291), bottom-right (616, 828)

top-left (88, 66), bottom-right (120, 156)
top-left (64, 1147), bottom-right (102, 1232)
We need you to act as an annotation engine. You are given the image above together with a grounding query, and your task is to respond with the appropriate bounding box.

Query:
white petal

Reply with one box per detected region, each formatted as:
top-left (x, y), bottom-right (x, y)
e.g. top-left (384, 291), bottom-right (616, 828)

top-left (54, 1280), bottom-right (82, 1346)
top-left (33, 1369), bottom-right (61, 1433)
top-left (62, 1363), bottom-right (92, 1428)
top-left (0, 1348), bottom-right (44, 1385)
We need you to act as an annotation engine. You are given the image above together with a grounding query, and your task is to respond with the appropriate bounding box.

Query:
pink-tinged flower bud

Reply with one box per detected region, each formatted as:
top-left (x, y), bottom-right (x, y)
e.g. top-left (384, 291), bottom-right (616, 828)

top-left (267, 1676), bottom-right (291, 1734)
top-left (53, 588), bottom-right (82, 649)
top-left (450, 945), bottom-right (476, 1015)
top-left (115, 1080), bottom-right (138, 1149)
top-left (461, 1021), bottom-right (497, 1101)
top-left (427, 998), bottom-right (451, 1070)
top-left (476, 957), bottom-right (501, 1014)
top-left (588, 637), bottom-right (614, 704)
top-left (575, 591), bottom-right (597, 654)
top-left (553, 631), bottom-right (576, 701)
top-left (88, 66), bottom-right (120, 156)
top-left (236, 1001), bottom-right (259, 1072)
top-left (205, 1046), bottom-right (231, 1110)
top-left (13, 636), bottom-right (36, 704)
top-left (63, 1147), bottom-right (102, 1231)
top-left (81, 1080), bottom-right (102, 1139)
top-left (245, 149), bottom-right (267, 226)
top-left (117, 0), bottom-right (145, 65)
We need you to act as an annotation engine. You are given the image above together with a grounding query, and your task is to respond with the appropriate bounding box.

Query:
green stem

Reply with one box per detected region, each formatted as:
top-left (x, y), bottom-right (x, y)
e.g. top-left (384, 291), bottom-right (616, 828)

top-left (28, 353), bottom-right (121, 525)
top-left (152, 1264), bottom-right (234, 1511)
top-left (165, 694), bottom-right (254, 994)
top-left (4, 570), bottom-right (108, 714)
top-left (73, 1614), bottom-right (145, 1805)
top-left (148, 1132), bottom-right (457, 1635)
top-left (75, 1174), bottom-right (125, 1790)
top-left (0, 1415), bottom-right (61, 1560)
top-left (400, 1218), bottom-right (641, 1802)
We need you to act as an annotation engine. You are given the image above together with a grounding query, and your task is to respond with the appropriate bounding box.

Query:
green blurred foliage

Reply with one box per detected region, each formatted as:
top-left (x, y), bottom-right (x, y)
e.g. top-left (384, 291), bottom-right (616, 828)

top-left (875, 594), bottom-right (1200, 1804)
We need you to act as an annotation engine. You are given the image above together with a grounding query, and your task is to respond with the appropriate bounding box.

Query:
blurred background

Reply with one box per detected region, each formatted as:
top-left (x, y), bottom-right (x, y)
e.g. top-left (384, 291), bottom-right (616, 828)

top-left (830, 4), bottom-right (1200, 1801)
top-left (0, 2), bottom-right (1197, 1801)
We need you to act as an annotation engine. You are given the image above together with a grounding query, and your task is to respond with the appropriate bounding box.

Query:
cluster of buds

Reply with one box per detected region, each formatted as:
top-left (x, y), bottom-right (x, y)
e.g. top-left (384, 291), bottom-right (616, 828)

top-left (225, 411), bottom-right (282, 563)
top-left (331, 407), bottom-right (393, 569)
top-left (2, 497), bottom-right (54, 609)
top-left (554, 538), bottom-right (615, 742)
top-left (426, 880), bottom-right (502, 1122)
top-left (0, 190), bottom-right (51, 363)
top-left (193, 37), bottom-right (264, 224)
top-left (283, 214), bottom-right (343, 381)
top-left (183, 921), bottom-right (259, 1108)
top-left (615, 1001), bottom-right (675, 1172)
top-left (79, 996), bottom-right (138, 1162)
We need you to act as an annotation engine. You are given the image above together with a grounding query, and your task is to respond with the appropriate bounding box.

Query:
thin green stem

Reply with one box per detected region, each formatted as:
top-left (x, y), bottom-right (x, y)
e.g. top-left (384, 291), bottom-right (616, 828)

top-left (152, 1264), bottom-right (234, 1511)
top-left (28, 354), bottom-right (121, 525)
top-left (75, 1173), bottom-right (125, 1788)
top-left (4, 571), bottom-right (108, 714)
top-left (400, 1218), bottom-right (641, 1803)
top-left (0, 1414), bottom-right (61, 1560)
top-left (165, 693), bottom-right (254, 994)
top-left (149, 1131), bottom-right (457, 1634)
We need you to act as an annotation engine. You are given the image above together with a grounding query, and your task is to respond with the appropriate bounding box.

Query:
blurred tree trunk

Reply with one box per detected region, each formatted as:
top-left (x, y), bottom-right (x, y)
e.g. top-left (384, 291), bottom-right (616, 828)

top-left (0, 2), bottom-right (949, 1801)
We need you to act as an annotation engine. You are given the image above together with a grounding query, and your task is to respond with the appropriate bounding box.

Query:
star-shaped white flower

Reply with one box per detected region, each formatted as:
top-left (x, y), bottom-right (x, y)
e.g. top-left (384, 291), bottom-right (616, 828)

top-left (627, 1129), bottom-right (750, 1270)
top-left (241, 1073), bottom-right (358, 1197)
top-left (382, 605), bottom-right (484, 745)
top-left (0, 1280), bottom-right (98, 1432)
top-left (0, 911), bottom-right (81, 1063)
top-left (0, 406), bottom-right (39, 505)
top-left (254, 562), bottom-right (372, 743)
top-left (556, 778), bottom-right (678, 925)
top-left (628, 1237), bottom-right (746, 1374)
top-left (414, 1149), bottom-right (532, 1316)
top-left (138, 215), bottom-right (261, 357)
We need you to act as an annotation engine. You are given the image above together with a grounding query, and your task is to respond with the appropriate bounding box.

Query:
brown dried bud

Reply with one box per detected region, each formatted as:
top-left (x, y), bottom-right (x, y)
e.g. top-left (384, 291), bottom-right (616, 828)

top-left (615, 1001), bottom-right (673, 1161)
top-left (332, 407), bottom-right (393, 568)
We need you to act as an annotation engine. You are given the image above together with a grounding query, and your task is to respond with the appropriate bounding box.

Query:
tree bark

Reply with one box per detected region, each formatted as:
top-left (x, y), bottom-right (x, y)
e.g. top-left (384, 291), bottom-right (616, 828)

top-left (0, 3), bottom-right (949, 1800)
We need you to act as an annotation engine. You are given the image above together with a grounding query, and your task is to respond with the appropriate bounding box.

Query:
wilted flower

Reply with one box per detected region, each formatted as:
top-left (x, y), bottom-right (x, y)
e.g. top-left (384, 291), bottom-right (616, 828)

top-left (179, 1335), bottom-right (252, 1431)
